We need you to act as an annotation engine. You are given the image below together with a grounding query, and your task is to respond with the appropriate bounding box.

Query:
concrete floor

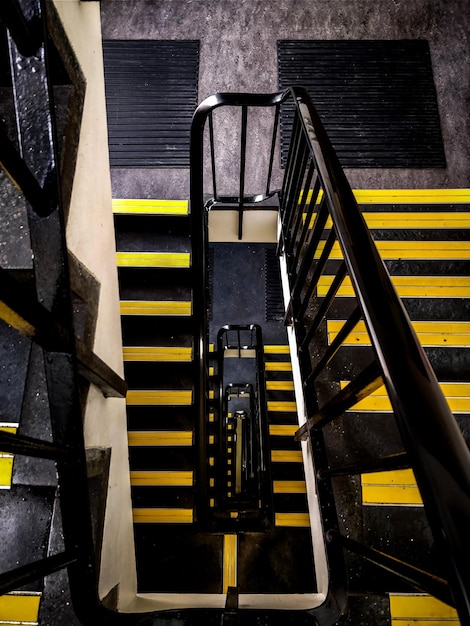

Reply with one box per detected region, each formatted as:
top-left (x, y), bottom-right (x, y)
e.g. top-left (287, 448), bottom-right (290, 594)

top-left (100, 0), bottom-right (469, 201)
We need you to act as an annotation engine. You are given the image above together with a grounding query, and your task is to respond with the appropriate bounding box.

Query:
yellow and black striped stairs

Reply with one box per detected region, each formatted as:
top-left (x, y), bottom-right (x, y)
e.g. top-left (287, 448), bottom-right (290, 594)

top-left (322, 189), bottom-right (469, 625)
top-left (114, 199), bottom-right (212, 591)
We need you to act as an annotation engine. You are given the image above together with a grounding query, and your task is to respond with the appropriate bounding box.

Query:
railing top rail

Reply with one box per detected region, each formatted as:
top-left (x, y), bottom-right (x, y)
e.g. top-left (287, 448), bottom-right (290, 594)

top-left (287, 85), bottom-right (470, 618)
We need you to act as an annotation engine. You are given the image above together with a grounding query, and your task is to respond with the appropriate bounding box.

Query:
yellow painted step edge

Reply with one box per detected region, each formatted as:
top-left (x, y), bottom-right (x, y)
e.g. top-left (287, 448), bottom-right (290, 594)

top-left (266, 380), bottom-right (295, 391)
top-left (320, 276), bottom-right (470, 299)
top-left (123, 346), bottom-right (192, 361)
top-left (275, 512), bottom-right (310, 527)
top-left (133, 508), bottom-right (193, 523)
top-left (0, 424), bottom-right (18, 490)
top-left (271, 450), bottom-right (303, 463)
top-left (130, 471), bottom-right (193, 486)
top-left (0, 591), bottom-right (41, 623)
top-left (389, 593), bottom-right (459, 621)
top-left (113, 199), bottom-right (189, 215)
top-left (303, 189), bottom-right (470, 205)
top-left (316, 240), bottom-right (470, 261)
top-left (273, 480), bottom-right (306, 493)
top-left (223, 535), bottom-right (237, 593)
top-left (362, 469), bottom-right (423, 506)
top-left (116, 252), bottom-right (190, 268)
top-left (269, 424), bottom-right (298, 436)
top-left (328, 320), bottom-right (470, 347)
top-left (309, 212), bottom-right (470, 230)
top-left (120, 301), bottom-right (192, 316)
top-left (128, 431), bottom-right (193, 446)
top-left (126, 390), bottom-right (192, 406)
top-left (340, 381), bottom-right (470, 414)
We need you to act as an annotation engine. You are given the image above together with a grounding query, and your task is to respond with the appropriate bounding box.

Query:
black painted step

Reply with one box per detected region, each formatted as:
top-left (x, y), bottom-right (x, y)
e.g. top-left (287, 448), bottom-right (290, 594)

top-left (121, 316), bottom-right (193, 347)
top-left (127, 405), bottom-right (196, 431)
top-left (114, 214), bottom-right (191, 251)
top-left (118, 267), bottom-right (192, 300)
top-left (124, 361), bottom-right (194, 390)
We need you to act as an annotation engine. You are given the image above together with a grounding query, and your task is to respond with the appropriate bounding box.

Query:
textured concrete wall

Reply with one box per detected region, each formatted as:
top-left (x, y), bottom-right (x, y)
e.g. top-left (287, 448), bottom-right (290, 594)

top-left (101, 0), bottom-right (469, 200)
top-left (54, 0), bottom-right (137, 608)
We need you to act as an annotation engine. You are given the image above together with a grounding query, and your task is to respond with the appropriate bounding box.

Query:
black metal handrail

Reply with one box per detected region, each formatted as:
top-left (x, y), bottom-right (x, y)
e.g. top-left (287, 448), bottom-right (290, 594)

top-left (191, 91), bottom-right (289, 239)
top-left (278, 86), bottom-right (470, 623)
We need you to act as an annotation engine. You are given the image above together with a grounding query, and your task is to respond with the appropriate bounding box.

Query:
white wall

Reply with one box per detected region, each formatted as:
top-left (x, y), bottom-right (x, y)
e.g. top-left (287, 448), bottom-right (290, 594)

top-left (53, 0), bottom-right (137, 608)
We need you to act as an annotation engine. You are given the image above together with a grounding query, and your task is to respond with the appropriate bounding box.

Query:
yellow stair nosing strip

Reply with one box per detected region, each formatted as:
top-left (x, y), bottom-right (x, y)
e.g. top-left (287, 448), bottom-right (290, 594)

top-left (0, 592), bottom-right (41, 623)
top-left (389, 593), bottom-right (460, 620)
top-left (116, 252), bottom-right (190, 268)
top-left (123, 346), bottom-right (192, 361)
top-left (223, 535), bottom-right (238, 592)
top-left (266, 381), bottom-right (295, 391)
top-left (130, 471), bottom-right (193, 486)
top-left (264, 345), bottom-right (290, 354)
top-left (128, 431), bottom-right (193, 446)
top-left (273, 480), bottom-right (307, 493)
top-left (267, 401), bottom-right (297, 412)
top-left (112, 199), bottom-right (189, 215)
top-left (275, 512), bottom-right (310, 527)
top-left (126, 390), bottom-right (193, 406)
top-left (120, 301), bottom-right (192, 316)
top-left (269, 424), bottom-right (298, 436)
top-left (271, 450), bottom-right (303, 463)
top-left (265, 362), bottom-right (293, 371)
top-left (132, 508), bottom-right (193, 523)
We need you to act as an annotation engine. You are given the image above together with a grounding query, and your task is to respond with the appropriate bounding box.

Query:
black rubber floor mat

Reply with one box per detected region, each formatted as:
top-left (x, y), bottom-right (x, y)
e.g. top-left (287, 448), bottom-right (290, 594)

top-left (103, 40), bottom-right (199, 168)
top-left (265, 248), bottom-right (284, 322)
top-left (278, 40), bottom-right (445, 168)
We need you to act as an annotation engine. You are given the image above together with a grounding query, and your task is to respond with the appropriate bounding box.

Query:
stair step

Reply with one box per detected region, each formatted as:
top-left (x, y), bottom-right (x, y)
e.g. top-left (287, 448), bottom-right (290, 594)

top-left (133, 507), bottom-right (193, 523)
top-left (123, 346), bottom-right (193, 361)
top-left (130, 470), bottom-right (193, 486)
top-left (306, 188), bottom-right (470, 205)
top-left (317, 240), bottom-right (470, 260)
top-left (0, 424), bottom-right (17, 489)
top-left (320, 211), bottom-right (470, 230)
top-left (265, 361), bottom-right (292, 372)
top-left (266, 380), bottom-right (295, 391)
top-left (116, 252), bottom-right (190, 268)
top-left (273, 480), bottom-right (306, 493)
top-left (129, 447), bottom-right (194, 471)
top-left (341, 381), bottom-right (470, 413)
top-left (0, 591), bottom-right (41, 624)
top-left (361, 469), bottom-right (423, 506)
top-left (267, 400), bottom-right (297, 412)
top-left (126, 390), bottom-right (193, 406)
top-left (321, 276), bottom-right (470, 298)
top-left (274, 512), bottom-right (310, 527)
top-left (120, 300), bottom-right (192, 316)
top-left (112, 198), bottom-right (189, 215)
top-left (126, 406), bottom-right (196, 431)
top-left (269, 424), bottom-right (298, 436)
top-left (329, 320), bottom-right (470, 346)
top-left (124, 361), bottom-right (194, 388)
top-left (121, 316), bottom-right (193, 346)
top-left (271, 450), bottom-right (303, 463)
top-left (389, 593), bottom-right (459, 624)
top-left (128, 431), bottom-right (193, 447)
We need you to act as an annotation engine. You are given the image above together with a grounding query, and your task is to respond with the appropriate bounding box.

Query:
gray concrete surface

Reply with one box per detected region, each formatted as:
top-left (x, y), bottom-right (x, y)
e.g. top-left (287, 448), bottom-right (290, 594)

top-left (101, 0), bottom-right (470, 199)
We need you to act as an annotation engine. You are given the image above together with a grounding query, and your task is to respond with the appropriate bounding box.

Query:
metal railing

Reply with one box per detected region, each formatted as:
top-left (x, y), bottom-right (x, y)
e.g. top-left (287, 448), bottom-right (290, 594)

top-left (278, 86), bottom-right (470, 623)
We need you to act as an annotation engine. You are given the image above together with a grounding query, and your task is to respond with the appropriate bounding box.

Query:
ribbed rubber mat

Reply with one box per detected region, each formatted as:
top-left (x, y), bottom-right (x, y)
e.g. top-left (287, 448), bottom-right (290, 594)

top-left (278, 40), bottom-right (445, 168)
top-left (265, 248), bottom-right (284, 322)
top-left (103, 40), bottom-right (199, 168)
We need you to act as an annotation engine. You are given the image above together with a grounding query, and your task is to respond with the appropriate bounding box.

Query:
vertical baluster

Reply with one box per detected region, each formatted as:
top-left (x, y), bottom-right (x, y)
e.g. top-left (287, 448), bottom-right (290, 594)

top-left (304, 305), bottom-right (363, 382)
top-left (286, 159), bottom-right (315, 262)
top-left (292, 173), bottom-right (321, 271)
top-left (208, 111), bottom-right (217, 201)
top-left (266, 103), bottom-right (280, 197)
top-left (279, 112), bottom-right (300, 230)
top-left (238, 105), bottom-right (248, 240)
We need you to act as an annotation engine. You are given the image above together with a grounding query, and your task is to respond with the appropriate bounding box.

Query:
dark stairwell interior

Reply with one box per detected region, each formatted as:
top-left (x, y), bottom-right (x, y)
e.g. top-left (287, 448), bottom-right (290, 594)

top-left (0, 0), bottom-right (469, 625)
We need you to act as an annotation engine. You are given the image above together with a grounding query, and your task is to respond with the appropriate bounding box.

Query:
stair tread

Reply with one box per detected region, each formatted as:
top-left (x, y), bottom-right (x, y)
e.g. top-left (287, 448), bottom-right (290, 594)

top-left (116, 251), bottom-right (190, 268)
top-left (112, 198), bottom-right (189, 215)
